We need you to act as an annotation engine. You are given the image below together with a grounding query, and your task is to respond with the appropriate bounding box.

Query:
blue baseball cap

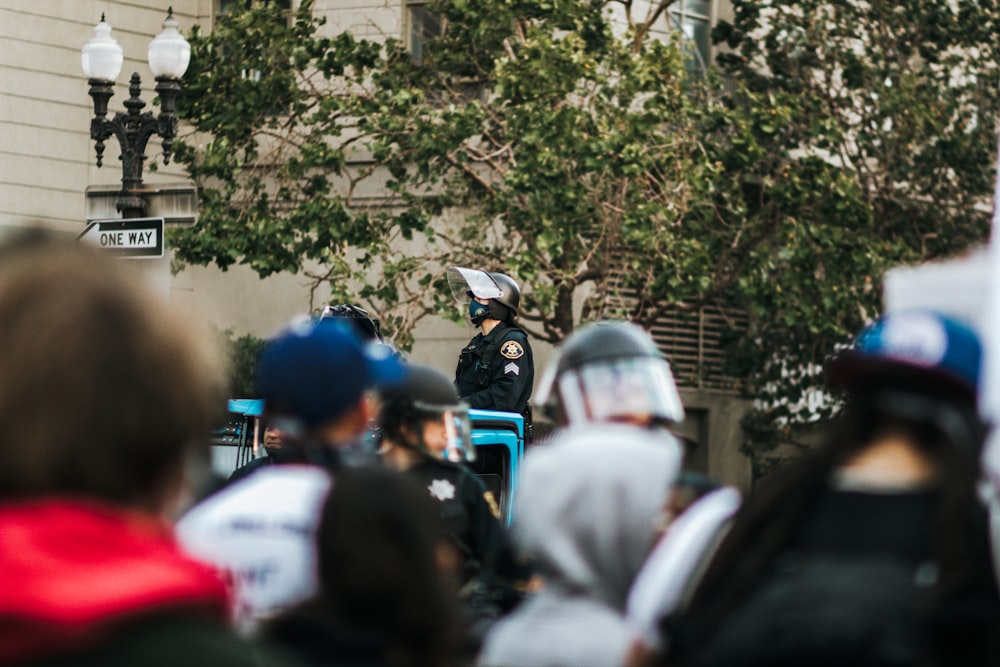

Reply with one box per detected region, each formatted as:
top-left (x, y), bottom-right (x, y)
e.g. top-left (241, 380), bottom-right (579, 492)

top-left (828, 310), bottom-right (981, 401)
top-left (257, 318), bottom-right (405, 429)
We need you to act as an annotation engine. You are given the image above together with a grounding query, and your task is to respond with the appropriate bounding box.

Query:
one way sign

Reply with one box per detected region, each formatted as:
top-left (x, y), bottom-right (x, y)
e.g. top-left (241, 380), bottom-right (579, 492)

top-left (77, 218), bottom-right (164, 258)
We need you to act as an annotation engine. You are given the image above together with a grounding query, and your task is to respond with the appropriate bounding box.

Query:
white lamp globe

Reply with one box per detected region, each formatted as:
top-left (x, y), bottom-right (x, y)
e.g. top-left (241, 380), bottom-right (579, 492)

top-left (81, 15), bottom-right (124, 81)
top-left (147, 8), bottom-right (191, 79)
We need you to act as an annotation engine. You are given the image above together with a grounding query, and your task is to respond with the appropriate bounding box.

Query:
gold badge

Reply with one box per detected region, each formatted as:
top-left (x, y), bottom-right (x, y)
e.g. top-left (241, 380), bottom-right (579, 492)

top-left (500, 340), bottom-right (524, 359)
top-left (483, 491), bottom-right (502, 519)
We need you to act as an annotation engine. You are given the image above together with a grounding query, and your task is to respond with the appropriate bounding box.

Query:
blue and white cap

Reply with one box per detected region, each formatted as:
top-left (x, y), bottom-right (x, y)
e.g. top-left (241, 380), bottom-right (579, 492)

top-left (257, 318), bottom-right (405, 430)
top-left (828, 310), bottom-right (982, 401)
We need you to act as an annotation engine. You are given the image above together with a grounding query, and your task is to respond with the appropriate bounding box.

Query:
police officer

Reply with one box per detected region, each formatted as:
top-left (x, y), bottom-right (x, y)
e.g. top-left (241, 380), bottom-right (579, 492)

top-left (534, 320), bottom-right (737, 651)
top-left (534, 320), bottom-right (684, 428)
top-left (378, 363), bottom-right (524, 644)
top-left (378, 364), bottom-right (509, 575)
top-left (448, 267), bottom-right (533, 417)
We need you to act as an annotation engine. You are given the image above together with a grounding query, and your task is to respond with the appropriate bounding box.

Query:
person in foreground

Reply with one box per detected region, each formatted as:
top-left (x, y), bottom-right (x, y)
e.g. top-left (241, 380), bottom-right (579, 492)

top-left (477, 423), bottom-right (682, 667)
top-left (177, 318), bottom-right (404, 633)
top-left (659, 310), bottom-right (1000, 666)
top-left (0, 231), bottom-right (286, 666)
top-left (263, 466), bottom-right (463, 667)
top-left (534, 320), bottom-right (739, 648)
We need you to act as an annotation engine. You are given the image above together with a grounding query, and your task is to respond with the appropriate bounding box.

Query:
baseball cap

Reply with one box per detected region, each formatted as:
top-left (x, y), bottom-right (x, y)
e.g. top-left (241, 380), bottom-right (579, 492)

top-left (827, 310), bottom-right (981, 402)
top-left (257, 318), bottom-right (405, 429)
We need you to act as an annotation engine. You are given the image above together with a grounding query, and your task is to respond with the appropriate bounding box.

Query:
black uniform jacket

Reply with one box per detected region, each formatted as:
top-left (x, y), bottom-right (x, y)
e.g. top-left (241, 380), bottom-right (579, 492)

top-left (408, 457), bottom-right (530, 616)
top-left (405, 457), bottom-right (511, 575)
top-left (455, 322), bottom-right (533, 414)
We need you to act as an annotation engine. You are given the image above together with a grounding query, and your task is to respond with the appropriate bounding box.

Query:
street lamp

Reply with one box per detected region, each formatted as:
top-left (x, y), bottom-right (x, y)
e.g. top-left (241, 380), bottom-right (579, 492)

top-left (82, 8), bottom-right (191, 219)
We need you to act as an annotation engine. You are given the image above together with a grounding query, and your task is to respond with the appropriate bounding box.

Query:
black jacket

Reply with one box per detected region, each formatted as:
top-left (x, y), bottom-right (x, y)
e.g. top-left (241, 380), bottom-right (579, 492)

top-left (666, 487), bottom-right (1000, 666)
top-left (455, 323), bottom-right (533, 414)
top-left (31, 613), bottom-right (297, 667)
top-left (264, 606), bottom-right (393, 667)
top-left (405, 458), bottom-right (512, 577)
top-left (227, 453), bottom-right (273, 484)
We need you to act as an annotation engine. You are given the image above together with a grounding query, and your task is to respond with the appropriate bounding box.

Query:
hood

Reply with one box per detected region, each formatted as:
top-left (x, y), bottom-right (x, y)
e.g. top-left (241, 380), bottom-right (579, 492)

top-left (0, 499), bottom-right (229, 664)
top-left (512, 424), bottom-right (681, 610)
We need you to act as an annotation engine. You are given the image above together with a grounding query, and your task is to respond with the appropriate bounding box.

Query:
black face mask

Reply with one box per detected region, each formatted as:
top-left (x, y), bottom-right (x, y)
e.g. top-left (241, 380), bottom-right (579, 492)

top-left (469, 300), bottom-right (490, 326)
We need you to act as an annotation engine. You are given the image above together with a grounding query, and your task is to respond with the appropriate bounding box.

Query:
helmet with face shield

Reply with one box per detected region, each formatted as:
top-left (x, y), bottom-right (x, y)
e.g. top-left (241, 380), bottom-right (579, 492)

top-left (536, 321), bottom-right (684, 427)
top-left (447, 266), bottom-right (521, 325)
top-left (379, 363), bottom-right (475, 462)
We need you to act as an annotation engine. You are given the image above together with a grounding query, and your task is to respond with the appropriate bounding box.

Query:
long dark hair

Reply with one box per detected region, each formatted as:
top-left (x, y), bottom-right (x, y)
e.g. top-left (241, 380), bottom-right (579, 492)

top-left (315, 466), bottom-right (461, 667)
top-left (664, 382), bottom-right (993, 663)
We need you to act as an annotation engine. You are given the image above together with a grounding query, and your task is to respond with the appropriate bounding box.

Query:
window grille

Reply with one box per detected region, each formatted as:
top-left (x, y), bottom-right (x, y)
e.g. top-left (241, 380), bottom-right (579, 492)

top-left (649, 301), bottom-right (747, 394)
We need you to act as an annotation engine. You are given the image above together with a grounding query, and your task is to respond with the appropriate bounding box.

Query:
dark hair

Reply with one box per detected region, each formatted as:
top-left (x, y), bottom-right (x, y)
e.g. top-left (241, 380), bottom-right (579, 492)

top-left (0, 230), bottom-right (224, 507)
top-left (315, 466), bottom-right (460, 667)
top-left (665, 392), bottom-right (991, 663)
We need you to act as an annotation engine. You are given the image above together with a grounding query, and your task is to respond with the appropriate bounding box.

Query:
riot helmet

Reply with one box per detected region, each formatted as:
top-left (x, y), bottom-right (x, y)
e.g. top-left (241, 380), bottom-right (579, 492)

top-left (487, 272), bottom-right (521, 314)
top-left (826, 309), bottom-right (984, 454)
top-left (380, 364), bottom-right (475, 462)
top-left (257, 318), bottom-right (405, 442)
top-left (320, 303), bottom-right (385, 343)
top-left (447, 266), bottom-right (521, 325)
top-left (535, 321), bottom-right (685, 427)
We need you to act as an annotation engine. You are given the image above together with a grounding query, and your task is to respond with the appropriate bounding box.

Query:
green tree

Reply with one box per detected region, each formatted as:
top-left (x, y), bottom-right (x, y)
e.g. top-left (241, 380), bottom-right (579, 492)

top-left (213, 328), bottom-right (266, 398)
top-left (169, 0), bottom-right (1000, 462)
top-left (715, 0), bottom-right (1000, 469)
top-left (171, 0), bottom-right (755, 351)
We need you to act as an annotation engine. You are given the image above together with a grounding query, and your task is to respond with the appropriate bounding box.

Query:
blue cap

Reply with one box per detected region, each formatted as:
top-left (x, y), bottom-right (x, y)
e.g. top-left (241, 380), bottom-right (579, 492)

top-left (828, 310), bottom-right (981, 400)
top-left (257, 318), bottom-right (405, 429)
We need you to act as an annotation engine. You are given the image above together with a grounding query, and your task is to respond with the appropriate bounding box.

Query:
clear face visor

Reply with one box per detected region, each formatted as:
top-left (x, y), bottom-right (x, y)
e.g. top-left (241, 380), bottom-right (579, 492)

top-left (415, 402), bottom-right (476, 463)
top-left (554, 358), bottom-right (684, 426)
top-left (447, 267), bottom-right (502, 304)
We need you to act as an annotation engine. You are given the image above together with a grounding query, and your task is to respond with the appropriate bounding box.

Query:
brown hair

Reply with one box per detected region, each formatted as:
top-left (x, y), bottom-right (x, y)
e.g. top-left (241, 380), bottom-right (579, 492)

top-left (0, 230), bottom-right (225, 507)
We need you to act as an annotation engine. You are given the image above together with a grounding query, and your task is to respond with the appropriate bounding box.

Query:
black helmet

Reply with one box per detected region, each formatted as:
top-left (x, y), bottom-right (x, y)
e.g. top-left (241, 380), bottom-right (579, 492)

top-left (487, 272), bottom-right (521, 315)
top-left (380, 364), bottom-right (475, 462)
top-left (320, 303), bottom-right (384, 343)
top-left (447, 266), bottom-right (521, 317)
top-left (535, 321), bottom-right (684, 426)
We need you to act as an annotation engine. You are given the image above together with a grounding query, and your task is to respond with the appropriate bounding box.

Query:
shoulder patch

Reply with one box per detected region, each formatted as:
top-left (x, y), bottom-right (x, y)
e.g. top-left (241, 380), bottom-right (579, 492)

top-left (483, 491), bottom-right (502, 520)
top-left (500, 340), bottom-right (525, 360)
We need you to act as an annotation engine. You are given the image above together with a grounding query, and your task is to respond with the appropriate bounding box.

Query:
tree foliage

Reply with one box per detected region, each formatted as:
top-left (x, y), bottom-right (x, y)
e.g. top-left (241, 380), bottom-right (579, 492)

top-left (211, 328), bottom-right (267, 398)
top-left (170, 0), bottom-right (1000, 462)
top-left (716, 0), bottom-right (1000, 468)
top-left (171, 0), bottom-right (755, 351)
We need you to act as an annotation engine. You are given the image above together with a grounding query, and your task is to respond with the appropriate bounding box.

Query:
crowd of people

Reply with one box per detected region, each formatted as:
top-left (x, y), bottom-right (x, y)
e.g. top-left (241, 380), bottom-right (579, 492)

top-left (3, 230), bottom-right (1000, 666)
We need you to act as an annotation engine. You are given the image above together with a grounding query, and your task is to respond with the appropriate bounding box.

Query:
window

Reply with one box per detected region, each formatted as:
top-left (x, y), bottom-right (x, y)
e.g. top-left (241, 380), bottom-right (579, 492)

top-left (407, 2), bottom-right (444, 65)
top-left (669, 0), bottom-right (712, 75)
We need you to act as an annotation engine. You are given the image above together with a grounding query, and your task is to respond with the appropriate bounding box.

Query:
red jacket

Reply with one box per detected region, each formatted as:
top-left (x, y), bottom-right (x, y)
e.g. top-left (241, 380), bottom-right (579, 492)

top-left (0, 499), bottom-right (230, 664)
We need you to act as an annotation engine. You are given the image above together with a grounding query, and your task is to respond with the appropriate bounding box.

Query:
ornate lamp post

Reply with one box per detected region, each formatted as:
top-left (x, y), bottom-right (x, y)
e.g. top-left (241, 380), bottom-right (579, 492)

top-left (81, 8), bottom-right (191, 219)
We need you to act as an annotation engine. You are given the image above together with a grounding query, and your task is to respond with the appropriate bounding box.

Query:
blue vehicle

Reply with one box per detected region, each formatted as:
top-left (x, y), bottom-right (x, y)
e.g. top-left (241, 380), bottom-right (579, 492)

top-left (210, 402), bottom-right (526, 526)
top-left (466, 409), bottom-right (526, 525)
